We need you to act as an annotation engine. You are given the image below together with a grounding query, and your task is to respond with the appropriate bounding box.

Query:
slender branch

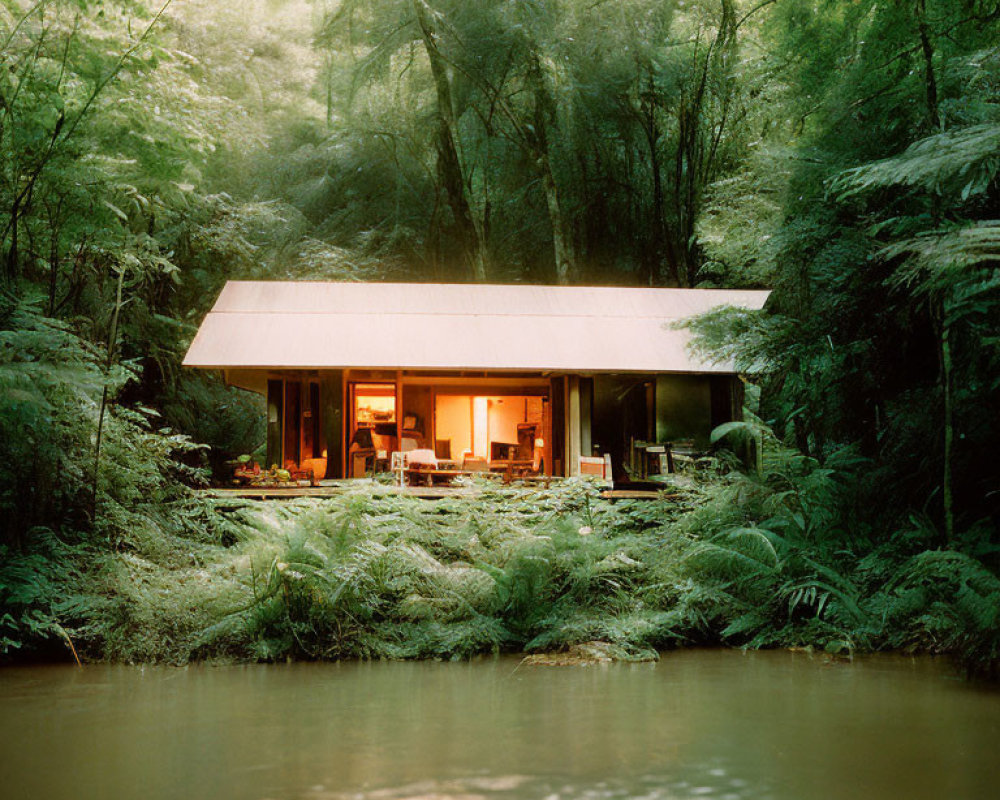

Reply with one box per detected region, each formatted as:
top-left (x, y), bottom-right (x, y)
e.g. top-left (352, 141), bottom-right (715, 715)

top-left (736, 0), bottom-right (778, 30)
top-left (53, 13), bottom-right (79, 94)
top-left (3, 1), bottom-right (173, 273)
top-left (59, 0), bottom-right (175, 145)
top-left (92, 265), bottom-right (126, 523)
top-left (3, 15), bottom-right (50, 120)
top-left (0, 0), bottom-right (49, 54)
top-left (415, 2), bottom-right (535, 154)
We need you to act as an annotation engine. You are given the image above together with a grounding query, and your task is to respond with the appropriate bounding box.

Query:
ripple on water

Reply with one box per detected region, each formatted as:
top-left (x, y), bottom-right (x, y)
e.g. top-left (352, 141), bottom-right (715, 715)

top-left (298, 769), bottom-right (768, 800)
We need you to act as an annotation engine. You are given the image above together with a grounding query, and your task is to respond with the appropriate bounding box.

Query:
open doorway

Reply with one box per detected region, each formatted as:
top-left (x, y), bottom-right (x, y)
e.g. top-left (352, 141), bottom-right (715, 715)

top-left (592, 376), bottom-right (654, 481)
top-left (348, 382), bottom-right (396, 476)
top-left (434, 394), bottom-right (550, 473)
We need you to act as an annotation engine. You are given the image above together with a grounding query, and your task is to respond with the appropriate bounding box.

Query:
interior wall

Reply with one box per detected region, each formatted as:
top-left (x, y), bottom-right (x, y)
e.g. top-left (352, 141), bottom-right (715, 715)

top-left (303, 381), bottom-right (320, 460)
top-left (489, 396), bottom-right (542, 455)
top-left (580, 378), bottom-right (593, 456)
top-left (473, 397), bottom-right (487, 457)
top-left (402, 385), bottom-right (433, 448)
top-left (487, 396), bottom-right (523, 447)
top-left (434, 394), bottom-right (544, 462)
top-left (435, 395), bottom-right (473, 459)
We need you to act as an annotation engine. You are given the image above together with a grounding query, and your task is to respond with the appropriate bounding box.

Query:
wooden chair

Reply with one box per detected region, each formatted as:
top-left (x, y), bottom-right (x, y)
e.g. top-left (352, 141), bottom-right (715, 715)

top-left (300, 458), bottom-right (327, 485)
top-left (350, 450), bottom-right (376, 478)
top-left (578, 455), bottom-right (612, 479)
top-left (435, 438), bottom-right (452, 460)
top-left (391, 451), bottom-right (409, 487)
top-left (407, 448), bottom-right (437, 468)
top-left (405, 448), bottom-right (438, 486)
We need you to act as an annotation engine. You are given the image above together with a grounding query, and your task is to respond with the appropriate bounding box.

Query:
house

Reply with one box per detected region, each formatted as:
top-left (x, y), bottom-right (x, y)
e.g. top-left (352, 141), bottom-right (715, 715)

top-left (182, 281), bottom-right (769, 480)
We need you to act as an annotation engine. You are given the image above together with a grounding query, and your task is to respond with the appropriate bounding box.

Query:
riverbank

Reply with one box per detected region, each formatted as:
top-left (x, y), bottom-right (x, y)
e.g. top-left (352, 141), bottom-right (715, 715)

top-left (3, 458), bottom-right (998, 675)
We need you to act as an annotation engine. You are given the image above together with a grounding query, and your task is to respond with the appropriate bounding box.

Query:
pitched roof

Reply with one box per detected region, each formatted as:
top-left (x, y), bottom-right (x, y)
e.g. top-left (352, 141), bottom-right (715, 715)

top-left (182, 281), bottom-right (769, 373)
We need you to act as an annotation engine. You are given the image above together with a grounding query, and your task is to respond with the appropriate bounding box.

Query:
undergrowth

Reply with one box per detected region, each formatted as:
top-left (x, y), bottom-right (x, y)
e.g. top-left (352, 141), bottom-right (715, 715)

top-left (4, 441), bottom-right (998, 676)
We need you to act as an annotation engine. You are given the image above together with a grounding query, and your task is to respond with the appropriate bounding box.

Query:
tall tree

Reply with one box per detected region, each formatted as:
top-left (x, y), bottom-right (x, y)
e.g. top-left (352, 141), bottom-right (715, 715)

top-left (703, 0), bottom-right (1000, 536)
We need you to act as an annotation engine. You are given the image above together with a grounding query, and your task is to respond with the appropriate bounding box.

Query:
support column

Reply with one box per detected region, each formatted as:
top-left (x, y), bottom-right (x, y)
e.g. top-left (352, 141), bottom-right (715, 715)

top-left (321, 370), bottom-right (344, 479)
top-left (266, 378), bottom-right (283, 468)
top-left (568, 375), bottom-right (581, 476)
top-left (550, 376), bottom-right (565, 476)
top-left (580, 376), bottom-right (593, 457)
top-left (283, 380), bottom-right (302, 466)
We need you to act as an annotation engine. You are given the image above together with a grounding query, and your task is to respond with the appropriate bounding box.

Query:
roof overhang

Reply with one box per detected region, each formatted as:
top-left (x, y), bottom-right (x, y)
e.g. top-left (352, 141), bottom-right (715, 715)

top-left (183, 281), bottom-right (770, 375)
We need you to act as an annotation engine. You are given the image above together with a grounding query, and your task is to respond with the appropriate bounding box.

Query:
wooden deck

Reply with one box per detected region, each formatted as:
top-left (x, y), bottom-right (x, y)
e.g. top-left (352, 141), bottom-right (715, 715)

top-left (205, 479), bottom-right (680, 502)
top-left (206, 482), bottom-right (480, 500)
top-left (600, 489), bottom-right (683, 501)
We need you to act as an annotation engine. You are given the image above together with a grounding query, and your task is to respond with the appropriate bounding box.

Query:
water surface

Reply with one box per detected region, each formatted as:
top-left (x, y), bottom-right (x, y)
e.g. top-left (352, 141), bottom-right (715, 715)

top-left (1, 650), bottom-right (997, 799)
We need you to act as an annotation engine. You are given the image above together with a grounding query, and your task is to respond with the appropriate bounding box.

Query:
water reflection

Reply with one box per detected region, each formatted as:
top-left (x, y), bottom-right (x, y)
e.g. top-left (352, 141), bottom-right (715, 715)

top-left (0, 651), bottom-right (997, 800)
top-left (304, 769), bottom-right (771, 800)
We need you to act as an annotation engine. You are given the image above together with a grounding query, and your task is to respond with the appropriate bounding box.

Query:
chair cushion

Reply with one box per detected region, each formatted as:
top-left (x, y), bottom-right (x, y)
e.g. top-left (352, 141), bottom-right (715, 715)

top-left (407, 448), bottom-right (438, 468)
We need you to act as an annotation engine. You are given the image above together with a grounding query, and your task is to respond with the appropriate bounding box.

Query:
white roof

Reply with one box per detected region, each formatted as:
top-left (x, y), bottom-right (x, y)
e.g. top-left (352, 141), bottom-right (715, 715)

top-left (182, 281), bottom-right (769, 373)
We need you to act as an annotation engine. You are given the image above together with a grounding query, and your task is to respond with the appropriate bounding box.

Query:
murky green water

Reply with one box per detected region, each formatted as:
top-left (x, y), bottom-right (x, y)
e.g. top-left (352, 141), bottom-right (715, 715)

top-left (1, 650), bottom-right (998, 800)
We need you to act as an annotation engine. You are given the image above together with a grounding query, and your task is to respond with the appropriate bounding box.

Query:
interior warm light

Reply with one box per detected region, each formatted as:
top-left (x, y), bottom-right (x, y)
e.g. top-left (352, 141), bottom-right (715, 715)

top-left (473, 397), bottom-right (489, 457)
top-left (534, 438), bottom-right (545, 448)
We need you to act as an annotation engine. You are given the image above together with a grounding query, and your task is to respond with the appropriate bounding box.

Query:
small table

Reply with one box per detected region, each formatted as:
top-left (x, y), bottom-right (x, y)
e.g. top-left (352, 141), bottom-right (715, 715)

top-left (633, 441), bottom-right (674, 478)
top-left (489, 459), bottom-right (537, 483)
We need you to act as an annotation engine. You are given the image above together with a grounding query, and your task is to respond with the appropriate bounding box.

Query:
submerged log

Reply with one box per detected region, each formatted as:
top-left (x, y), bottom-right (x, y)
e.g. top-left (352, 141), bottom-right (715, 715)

top-left (520, 641), bottom-right (657, 667)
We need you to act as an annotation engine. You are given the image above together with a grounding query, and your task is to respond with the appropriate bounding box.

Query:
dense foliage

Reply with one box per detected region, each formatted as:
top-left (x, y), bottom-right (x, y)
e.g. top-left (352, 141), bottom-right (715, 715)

top-left (9, 466), bottom-right (998, 674)
top-left (1, 0), bottom-right (998, 674)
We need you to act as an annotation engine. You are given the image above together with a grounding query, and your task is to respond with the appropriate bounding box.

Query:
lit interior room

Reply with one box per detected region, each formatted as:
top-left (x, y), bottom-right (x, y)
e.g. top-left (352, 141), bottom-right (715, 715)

top-left (433, 394), bottom-right (548, 471)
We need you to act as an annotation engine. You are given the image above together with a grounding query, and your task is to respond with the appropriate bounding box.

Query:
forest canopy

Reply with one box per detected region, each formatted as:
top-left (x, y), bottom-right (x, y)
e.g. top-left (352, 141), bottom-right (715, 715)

top-left (1, 0), bottom-right (998, 670)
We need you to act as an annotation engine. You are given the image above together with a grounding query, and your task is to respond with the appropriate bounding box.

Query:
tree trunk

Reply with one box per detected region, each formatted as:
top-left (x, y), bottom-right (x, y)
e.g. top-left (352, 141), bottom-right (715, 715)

top-left (528, 55), bottom-right (574, 285)
top-left (412, 0), bottom-right (487, 281)
top-left (940, 301), bottom-right (954, 543)
top-left (48, 236), bottom-right (59, 317)
top-left (667, 0), bottom-right (738, 288)
top-left (915, 0), bottom-right (940, 130)
top-left (673, 101), bottom-right (701, 287)
top-left (92, 267), bottom-right (126, 523)
top-left (433, 118), bottom-right (487, 281)
top-left (6, 200), bottom-right (20, 281)
top-left (541, 162), bottom-right (574, 285)
top-left (640, 68), bottom-right (668, 286)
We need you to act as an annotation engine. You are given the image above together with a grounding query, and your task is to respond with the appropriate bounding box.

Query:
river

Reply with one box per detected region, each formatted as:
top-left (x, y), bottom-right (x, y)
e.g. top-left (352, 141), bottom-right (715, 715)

top-left (1, 650), bottom-right (997, 799)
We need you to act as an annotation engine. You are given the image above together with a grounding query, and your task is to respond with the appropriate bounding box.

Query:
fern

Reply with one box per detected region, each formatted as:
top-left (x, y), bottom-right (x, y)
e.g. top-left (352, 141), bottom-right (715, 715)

top-left (832, 123), bottom-right (1000, 201)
